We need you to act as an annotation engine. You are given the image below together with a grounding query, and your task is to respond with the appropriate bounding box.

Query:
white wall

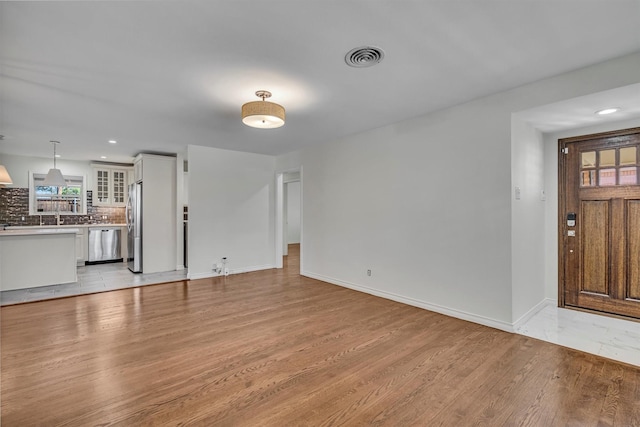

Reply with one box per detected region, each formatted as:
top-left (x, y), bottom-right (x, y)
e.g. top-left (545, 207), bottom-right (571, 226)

top-left (1, 154), bottom-right (93, 188)
top-left (295, 99), bottom-right (514, 329)
top-left (187, 145), bottom-right (276, 279)
top-left (543, 117), bottom-right (640, 302)
top-left (510, 117), bottom-right (546, 324)
top-left (276, 52), bottom-right (640, 330)
top-left (286, 181), bottom-right (300, 244)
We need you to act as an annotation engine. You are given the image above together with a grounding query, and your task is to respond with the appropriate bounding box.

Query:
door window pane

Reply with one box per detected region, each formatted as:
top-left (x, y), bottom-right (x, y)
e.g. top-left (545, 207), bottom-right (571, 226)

top-left (599, 168), bottom-right (616, 186)
top-left (620, 147), bottom-right (637, 165)
top-left (581, 151), bottom-right (596, 168)
top-left (581, 170), bottom-right (596, 187)
top-left (620, 167), bottom-right (637, 185)
top-left (600, 150), bottom-right (616, 167)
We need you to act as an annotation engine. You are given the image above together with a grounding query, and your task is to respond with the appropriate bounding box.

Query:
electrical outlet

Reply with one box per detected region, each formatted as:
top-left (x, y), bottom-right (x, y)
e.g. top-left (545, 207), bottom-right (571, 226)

top-left (224, 268), bottom-right (229, 276)
top-left (367, 269), bottom-right (371, 276)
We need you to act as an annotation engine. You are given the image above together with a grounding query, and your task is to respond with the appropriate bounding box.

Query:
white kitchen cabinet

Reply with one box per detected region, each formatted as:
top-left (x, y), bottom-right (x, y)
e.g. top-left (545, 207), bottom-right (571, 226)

top-left (76, 228), bottom-right (86, 266)
top-left (1, 229), bottom-right (78, 291)
top-left (121, 226), bottom-right (128, 262)
top-left (183, 171), bottom-right (189, 205)
top-left (134, 160), bottom-right (143, 183)
top-left (134, 154), bottom-right (176, 274)
top-left (92, 165), bottom-right (132, 207)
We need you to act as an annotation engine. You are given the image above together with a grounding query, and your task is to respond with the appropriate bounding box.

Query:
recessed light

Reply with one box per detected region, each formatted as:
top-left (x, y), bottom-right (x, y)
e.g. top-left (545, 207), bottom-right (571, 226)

top-left (108, 140), bottom-right (117, 144)
top-left (595, 108), bottom-right (620, 115)
top-left (100, 156), bottom-right (107, 159)
top-left (54, 154), bottom-right (61, 158)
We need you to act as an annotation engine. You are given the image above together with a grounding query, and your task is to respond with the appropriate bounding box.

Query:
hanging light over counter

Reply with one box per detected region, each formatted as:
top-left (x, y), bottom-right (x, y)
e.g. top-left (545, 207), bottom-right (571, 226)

top-left (241, 90), bottom-right (285, 129)
top-left (0, 165), bottom-right (12, 185)
top-left (43, 141), bottom-right (66, 187)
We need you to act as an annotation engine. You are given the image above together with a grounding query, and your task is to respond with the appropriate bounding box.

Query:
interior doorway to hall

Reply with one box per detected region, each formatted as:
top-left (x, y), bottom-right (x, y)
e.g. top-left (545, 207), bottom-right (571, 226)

top-left (276, 169), bottom-right (302, 272)
top-left (284, 180), bottom-right (301, 256)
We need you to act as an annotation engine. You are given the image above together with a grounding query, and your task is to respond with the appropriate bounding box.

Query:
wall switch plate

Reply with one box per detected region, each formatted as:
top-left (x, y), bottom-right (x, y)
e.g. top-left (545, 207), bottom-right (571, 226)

top-left (367, 269), bottom-right (371, 276)
top-left (515, 187), bottom-right (521, 200)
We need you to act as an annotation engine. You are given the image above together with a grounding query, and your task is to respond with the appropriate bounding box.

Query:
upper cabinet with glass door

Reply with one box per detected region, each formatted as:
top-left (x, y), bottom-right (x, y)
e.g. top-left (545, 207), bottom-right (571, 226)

top-left (92, 165), bottom-right (133, 207)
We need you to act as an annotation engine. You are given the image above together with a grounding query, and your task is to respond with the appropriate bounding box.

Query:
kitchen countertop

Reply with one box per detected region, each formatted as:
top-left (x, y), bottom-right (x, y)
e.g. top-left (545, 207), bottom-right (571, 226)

top-left (6, 224), bottom-right (126, 230)
top-left (0, 227), bottom-right (80, 236)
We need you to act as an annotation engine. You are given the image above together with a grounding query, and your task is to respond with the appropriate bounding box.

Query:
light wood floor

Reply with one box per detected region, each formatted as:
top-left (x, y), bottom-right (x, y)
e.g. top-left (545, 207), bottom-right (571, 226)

top-left (2, 245), bottom-right (640, 426)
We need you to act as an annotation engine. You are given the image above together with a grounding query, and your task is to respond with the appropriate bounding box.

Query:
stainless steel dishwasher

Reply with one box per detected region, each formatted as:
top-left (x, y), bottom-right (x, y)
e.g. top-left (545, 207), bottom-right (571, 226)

top-left (87, 227), bottom-right (122, 264)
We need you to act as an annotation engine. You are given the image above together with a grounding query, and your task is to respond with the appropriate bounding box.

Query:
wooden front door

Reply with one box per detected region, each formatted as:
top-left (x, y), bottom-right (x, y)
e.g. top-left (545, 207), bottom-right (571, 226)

top-left (559, 127), bottom-right (640, 320)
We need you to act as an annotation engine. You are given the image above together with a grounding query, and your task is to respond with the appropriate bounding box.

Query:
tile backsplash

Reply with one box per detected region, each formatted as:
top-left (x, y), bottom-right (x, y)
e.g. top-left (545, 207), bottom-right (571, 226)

top-left (0, 188), bottom-right (125, 226)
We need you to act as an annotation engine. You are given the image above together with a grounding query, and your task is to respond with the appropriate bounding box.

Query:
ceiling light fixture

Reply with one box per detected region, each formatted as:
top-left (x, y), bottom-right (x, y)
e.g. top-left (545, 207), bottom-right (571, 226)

top-left (43, 141), bottom-right (67, 187)
top-left (0, 134), bottom-right (11, 185)
top-left (241, 91), bottom-right (285, 129)
top-left (0, 165), bottom-right (12, 185)
top-left (595, 107), bottom-right (620, 115)
top-left (108, 140), bottom-right (117, 144)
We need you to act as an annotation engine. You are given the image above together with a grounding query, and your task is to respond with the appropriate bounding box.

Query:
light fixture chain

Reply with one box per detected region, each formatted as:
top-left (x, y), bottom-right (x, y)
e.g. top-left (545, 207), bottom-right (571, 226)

top-left (50, 140), bottom-right (60, 169)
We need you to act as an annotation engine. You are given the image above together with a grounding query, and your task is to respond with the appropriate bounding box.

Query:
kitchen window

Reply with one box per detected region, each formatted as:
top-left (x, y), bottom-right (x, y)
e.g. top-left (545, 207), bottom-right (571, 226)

top-left (29, 172), bottom-right (86, 215)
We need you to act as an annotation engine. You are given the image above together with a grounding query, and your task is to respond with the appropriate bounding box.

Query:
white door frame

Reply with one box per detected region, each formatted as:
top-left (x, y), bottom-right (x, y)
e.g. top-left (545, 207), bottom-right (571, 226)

top-left (275, 167), bottom-right (302, 270)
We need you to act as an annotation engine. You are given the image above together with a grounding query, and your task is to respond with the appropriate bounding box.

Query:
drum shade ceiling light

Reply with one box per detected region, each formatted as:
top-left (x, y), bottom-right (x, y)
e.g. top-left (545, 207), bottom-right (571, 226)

top-left (242, 91), bottom-right (285, 129)
top-left (43, 140), bottom-right (67, 187)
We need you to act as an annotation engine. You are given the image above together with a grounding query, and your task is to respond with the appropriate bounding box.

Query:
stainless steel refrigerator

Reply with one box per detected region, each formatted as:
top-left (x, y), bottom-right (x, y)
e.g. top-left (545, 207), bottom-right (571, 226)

top-left (126, 182), bottom-right (142, 273)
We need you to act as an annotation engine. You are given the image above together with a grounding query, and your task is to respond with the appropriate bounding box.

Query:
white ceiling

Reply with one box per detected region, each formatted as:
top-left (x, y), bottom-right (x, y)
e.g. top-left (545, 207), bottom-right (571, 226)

top-left (518, 83), bottom-right (640, 133)
top-left (1, 1), bottom-right (640, 163)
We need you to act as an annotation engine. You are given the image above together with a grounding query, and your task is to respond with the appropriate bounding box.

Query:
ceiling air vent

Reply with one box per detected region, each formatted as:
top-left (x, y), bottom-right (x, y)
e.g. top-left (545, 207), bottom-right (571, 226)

top-left (345, 46), bottom-right (384, 68)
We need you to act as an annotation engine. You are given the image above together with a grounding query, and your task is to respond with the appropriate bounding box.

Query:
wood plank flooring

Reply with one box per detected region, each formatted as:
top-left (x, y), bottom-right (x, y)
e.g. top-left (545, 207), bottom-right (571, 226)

top-left (2, 245), bottom-right (640, 426)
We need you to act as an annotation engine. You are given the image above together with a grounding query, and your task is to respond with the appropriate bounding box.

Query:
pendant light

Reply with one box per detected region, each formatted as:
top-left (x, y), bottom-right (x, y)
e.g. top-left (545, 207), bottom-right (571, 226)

top-left (43, 141), bottom-right (66, 187)
top-left (0, 134), bottom-right (13, 185)
top-left (241, 90), bottom-right (285, 129)
top-left (0, 165), bottom-right (12, 185)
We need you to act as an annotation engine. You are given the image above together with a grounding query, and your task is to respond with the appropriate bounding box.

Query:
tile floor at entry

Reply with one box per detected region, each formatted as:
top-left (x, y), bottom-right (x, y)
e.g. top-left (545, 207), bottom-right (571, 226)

top-left (1, 265), bottom-right (638, 368)
top-left (0, 262), bottom-right (187, 305)
top-left (516, 300), bottom-right (640, 367)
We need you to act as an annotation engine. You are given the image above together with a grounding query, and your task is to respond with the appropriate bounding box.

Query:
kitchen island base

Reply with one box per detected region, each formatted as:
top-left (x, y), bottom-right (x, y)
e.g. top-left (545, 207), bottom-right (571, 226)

top-left (0, 229), bottom-right (77, 291)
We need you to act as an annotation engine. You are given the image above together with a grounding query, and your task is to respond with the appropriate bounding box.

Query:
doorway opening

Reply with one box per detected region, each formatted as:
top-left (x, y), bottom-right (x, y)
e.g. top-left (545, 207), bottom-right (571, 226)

top-left (275, 168), bottom-right (302, 273)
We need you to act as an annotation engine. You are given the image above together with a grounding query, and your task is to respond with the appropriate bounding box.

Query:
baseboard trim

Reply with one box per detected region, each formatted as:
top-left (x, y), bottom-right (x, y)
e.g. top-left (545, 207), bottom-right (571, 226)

top-left (188, 264), bottom-right (275, 281)
top-left (231, 264), bottom-right (276, 275)
top-left (302, 271), bottom-right (514, 332)
top-left (187, 271), bottom-right (217, 280)
top-left (512, 298), bottom-right (554, 331)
